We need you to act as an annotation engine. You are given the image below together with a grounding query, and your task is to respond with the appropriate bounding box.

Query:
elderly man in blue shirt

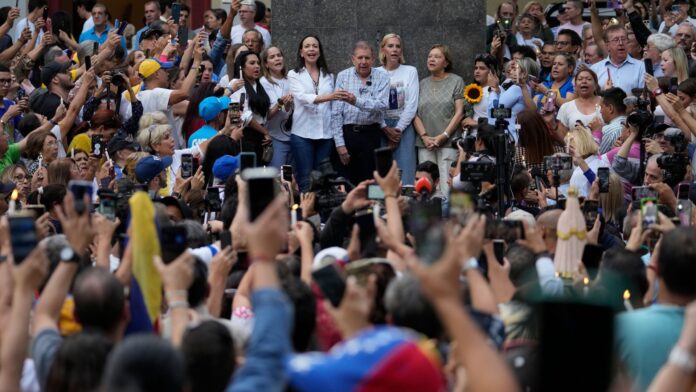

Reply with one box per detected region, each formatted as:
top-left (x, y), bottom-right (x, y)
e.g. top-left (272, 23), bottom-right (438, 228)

top-left (591, 25), bottom-right (645, 95)
top-left (331, 41), bottom-right (390, 185)
top-left (78, 4), bottom-right (126, 49)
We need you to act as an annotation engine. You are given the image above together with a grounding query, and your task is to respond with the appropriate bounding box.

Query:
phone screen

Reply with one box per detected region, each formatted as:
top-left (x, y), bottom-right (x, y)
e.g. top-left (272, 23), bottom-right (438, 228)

top-left (172, 3), bottom-right (181, 24)
top-left (355, 209), bottom-right (377, 252)
top-left (374, 147), bottom-right (393, 177)
top-left (181, 154), bottom-right (193, 178)
top-left (598, 168), bottom-right (610, 193)
top-left (99, 194), bottom-right (116, 220)
top-left (85, 55), bottom-right (92, 71)
top-left (367, 184), bottom-right (385, 201)
top-left (220, 230), bottom-right (232, 250)
top-left (91, 135), bottom-right (103, 158)
top-left (9, 216), bottom-right (37, 264)
top-left (678, 183), bottom-right (690, 200)
top-left (160, 226), bottom-right (188, 264)
top-left (312, 263), bottom-right (346, 307)
top-left (410, 202), bottom-right (445, 264)
top-left (644, 59), bottom-right (653, 76)
top-left (449, 190), bottom-right (474, 224)
top-left (247, 170), bottom-right (277, 221)
top-left (281, 165), bottom-right (293, 182)
top-left (239, 152), bottom-right (256, 172)
top-left (583, 200), bottom-right (599, 230)
top-left (69, 180), bottom-right (94, 215)
top-left (493, 240), bottom-right (505, 265)
top-left (632, 186), bottom-right (657, 201)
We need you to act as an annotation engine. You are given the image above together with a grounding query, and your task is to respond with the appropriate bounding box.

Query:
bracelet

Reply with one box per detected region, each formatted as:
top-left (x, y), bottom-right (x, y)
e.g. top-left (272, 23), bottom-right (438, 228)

top-left (442, 131), bottom-right (450, 138)
top-left (168, 300), bottom-right (189, 310)
top-left (668, 346), bottom-right (696, 372)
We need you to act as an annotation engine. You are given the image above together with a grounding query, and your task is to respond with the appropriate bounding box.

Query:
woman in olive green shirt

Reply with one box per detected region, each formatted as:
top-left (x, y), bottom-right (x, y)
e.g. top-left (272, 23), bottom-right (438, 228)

top-left (413, 44), bottom-right (464, 196)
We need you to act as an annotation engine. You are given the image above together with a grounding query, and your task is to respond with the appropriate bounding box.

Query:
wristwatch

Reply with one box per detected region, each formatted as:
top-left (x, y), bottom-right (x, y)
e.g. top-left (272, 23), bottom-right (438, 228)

top-left (668, 347), bottom-right (696, 372)
top-left (652, 88), bottom-right (664, 97)
top-left (59, 247), bottom-right (81, 264)
top-left (462, 257), bottom-right (479, 272)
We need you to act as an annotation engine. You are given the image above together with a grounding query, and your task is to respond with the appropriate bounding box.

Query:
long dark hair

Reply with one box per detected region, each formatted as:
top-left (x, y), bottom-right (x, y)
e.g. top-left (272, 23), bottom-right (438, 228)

top-left (293, 35), bottom-right (331, 76)
top-left (517, 110), bottom-right (558, 165)
top-left (182, 82), bottom-right (220, 142)
top-left (234, 51), bottom-right (270, 116)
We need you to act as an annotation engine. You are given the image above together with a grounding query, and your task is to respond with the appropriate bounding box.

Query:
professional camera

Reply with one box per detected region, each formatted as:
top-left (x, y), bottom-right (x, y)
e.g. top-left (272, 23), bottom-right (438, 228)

top-left (490, 107), bottom-right (512, 121)
top-left (657, 153), bottom-right (689, 187)
top-left (451, 134), bottom-right (476, 152)
top-left (460, 155), bottom-right (496, 183)
top-left (665, 132), bottom-right (687, 153)
top-left (308, 160), bottom-right (351, 212)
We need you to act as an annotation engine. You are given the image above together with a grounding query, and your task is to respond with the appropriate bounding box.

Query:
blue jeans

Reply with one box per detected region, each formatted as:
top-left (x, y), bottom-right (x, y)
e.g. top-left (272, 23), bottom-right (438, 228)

top-left (290, 134), bottom-right (334, 192)
top-left (270, 138), bottom-right (293, 169)
top-left (385, 118), bottom-right (416, 185)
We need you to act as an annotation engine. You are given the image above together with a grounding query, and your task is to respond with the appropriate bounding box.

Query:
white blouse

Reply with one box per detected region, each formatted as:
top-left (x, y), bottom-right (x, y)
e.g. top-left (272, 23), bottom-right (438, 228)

top-left (287, 68), bottom-right (335, 140)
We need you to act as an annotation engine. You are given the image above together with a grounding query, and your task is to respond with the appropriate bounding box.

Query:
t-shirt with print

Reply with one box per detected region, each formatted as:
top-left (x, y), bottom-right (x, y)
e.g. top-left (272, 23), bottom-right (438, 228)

top-left (188, 124), bottom-right (218, 148)
top-left (135, 88), bottom-right (186, 149)
top-left (415, 74), bottom-right (464, 148)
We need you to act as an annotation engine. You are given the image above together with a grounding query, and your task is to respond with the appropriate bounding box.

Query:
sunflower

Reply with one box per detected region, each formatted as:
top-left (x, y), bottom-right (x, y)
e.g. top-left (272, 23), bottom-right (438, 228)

top-left (463, 83), bottom-right (484, 104)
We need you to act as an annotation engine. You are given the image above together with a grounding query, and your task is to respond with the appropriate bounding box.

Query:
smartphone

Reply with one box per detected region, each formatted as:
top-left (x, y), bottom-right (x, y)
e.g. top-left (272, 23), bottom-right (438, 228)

top-left (41, 7), bottom-right (48, 31)
top-left (678, 183), bottom-right (690, 200)
top-left (669, 77), bottom-right (679, 95)
top-left (24, 204), bottom-right (46, 216)
top-left (641, 200), bottom-right (658, 230)
top-left (401, 185), bottom-right (415, 198)
top-left (544, 155), bottom-right (573, 172)
top-left (117, 20), bottom-right (128, 35)
top-left (598, 168), bottom-right (610, 193)
top-left (178, 26), bottom-right (189, 49)
top-left (93, 41), bottom-right (99, 55)
top-left (374, 147), bottom-right (393, 177)
top-left (239, 93), bottom-right (246, 111)
top-left (69, 180), bottom-right (93, 215)
top-left (160, 225), bottom-right (188, 264)
top-left (99, 192), bottom-right (117, 220)
top-left (493, 239), bottom-right (506, 266)
top-left (312, 263), bottom-right (346, 307)
top-left (84, 55), bottom-right (92, 71)
top-left (205, 187), bottom-right (222, 212)
top-left (16, 87), bottom-right (25, 103)
top-left (410, 202), bottom-right (446, 264)
top-left (220, 230), bottom-right (232, 250)
top-left (355, 208), bottom-right (377, 254)
top-left (677, 199), bottom-right (692, 226)
top-left (239, 152), bottom-right (256, 171)
top-left (181, 154), bottom-right (193, 178)
top-left (449, 189), bottom-right (474, 225)
top-left (172, 3), bottom-right (181, 24)
top-left (539, 302), bottom-right (614, 392)
top-left (583, 200), bottom-right (599, 230)
top-left (9, 215), bottom-right (37, 265)
top-left (281, 165), bottom-right (293, 182)
top-left (192, 157), bottom-right (199, 176)
top-left (45, 17), bottom-right (52, 34)
top-left (632, 186), bottom-right (657, 201)
top-left (91, 134), bottom-right (103, 158)
top-left (229, 102), bottom-right (242, 126)
top-left (367, 184), bottom-right (385, 201)
top-left (245, 167), bottom-right (278, 221)
top-left (486, 219), bottom-right (525, 242)
top-left (644, 58), bottom-right (653, 77)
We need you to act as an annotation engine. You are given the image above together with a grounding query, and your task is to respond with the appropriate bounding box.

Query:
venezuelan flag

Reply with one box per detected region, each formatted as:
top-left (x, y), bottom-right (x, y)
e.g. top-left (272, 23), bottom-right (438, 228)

top-left (129, 191), bottom-right (162, 325)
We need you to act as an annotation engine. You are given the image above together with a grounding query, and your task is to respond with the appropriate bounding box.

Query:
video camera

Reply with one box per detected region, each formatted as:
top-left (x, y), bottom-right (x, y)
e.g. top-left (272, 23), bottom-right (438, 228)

top-left (460, 156), bottom-right (496, 183)
top-left (308, 159), bottom-right (352, 212)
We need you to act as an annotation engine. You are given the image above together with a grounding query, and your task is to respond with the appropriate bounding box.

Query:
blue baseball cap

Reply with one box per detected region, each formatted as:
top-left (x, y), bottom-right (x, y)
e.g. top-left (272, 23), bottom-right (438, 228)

top-left (212, 155), bottom-right (239, 181)
top-left (135, 155), bottom-right (173, 184)
top-left (199, 96), bottom-right (231, 122)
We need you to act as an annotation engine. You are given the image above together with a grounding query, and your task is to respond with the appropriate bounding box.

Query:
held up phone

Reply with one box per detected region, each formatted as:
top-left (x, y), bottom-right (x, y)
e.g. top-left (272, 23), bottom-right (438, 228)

top-left (598, 167), bottom-right (610, 193)
top-left (24, 204), bottom-right (46, 216)
top-left (367, 184), bottom-right (385, 201)
top-left (678, 183), bottom-right (690, 200)
top-left (449, 189), bottom-right (474, 225)
top-left (641, 200), bottom-right (658, 230)
top-left (312, 263), bottom-right (346, 307)
top-left (45, 17), bottom-right (52, 34)
top-left (205, 187), bottom-right (222, 212)
top-left (99, 191), bottom-right (117, 220)
top-left (669, 77), bottom-right (679, 95)
top-left (160, 225), bottom-right (188, 264)
top-left (486, 219), bottom-right (525, 242)
top-left (493, 240), bottom-right (506, 266)
top-left (68, 180), bottom-right (93, 215)
top-left (543, 155), bottom-right (573, 172)
top-left (410, 202), bottom-right (446, 264)
top-left (583, 200), bottom-right (599, 230)
top-left (91, 134), bottom-right (103, 158)
top-left (401, 185), bottom-right (415, 198)
top-left (374, 147), bottom-right (393, 177)
top-left (117, 20), bottom-right (128, 35)
top-left (245, 167), bottom-right (278, 221)
top-left (220, 230), bottom-right (232, 250)
top-left (16, 87), bottom-right (25, 103)
top-left (239, 93), bottom-right (246, 110)
top-left (644, 58), bottom-right (653, 77)
top-left (172, 3), bottom-right (181, 24)
top-left (632, 186), bottom-right (657, 201)
top-left (229, 102), bottom-right (242, 125)
top-left (181, 154), bottom-right (193, 178)
top-left (84, 55), bottom-right (92, 71)
top-left (42, 7), bottom-right (48, 32)
top-left (355, 208), bottom-right (377, 254)
top-left (178, 26), bottom-right (189, 48)
top-left (93, 41), bottom-right (99, 55)
top-left (9, 214), bottom-right (37, 265)
top-left (239, 152), bottom-right (257, 171)
top-left (281, 165), bottom-right (293, 182)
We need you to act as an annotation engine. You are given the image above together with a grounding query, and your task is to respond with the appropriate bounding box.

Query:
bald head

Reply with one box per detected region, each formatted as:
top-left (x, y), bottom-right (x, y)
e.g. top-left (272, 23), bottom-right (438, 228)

top-left (537, 209), bottom-right (562, 253)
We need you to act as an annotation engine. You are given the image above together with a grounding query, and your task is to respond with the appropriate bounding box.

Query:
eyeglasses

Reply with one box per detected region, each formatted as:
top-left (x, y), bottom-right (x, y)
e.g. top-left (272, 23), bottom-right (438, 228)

top-left (609, 37), bottom-right (628, 44)
top-left (13, 174), bottom-right (28, 182)
top-left (0, 79), bottom-right (11, 85)
top-left (554, 41), bottom-right (570, 46)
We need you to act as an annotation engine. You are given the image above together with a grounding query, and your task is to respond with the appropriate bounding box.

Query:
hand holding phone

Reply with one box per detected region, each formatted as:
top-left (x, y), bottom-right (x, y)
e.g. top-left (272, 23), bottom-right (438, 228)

top-left (374, 147), bottom-right (393, 177)
top-left (598, 167), bottom-right (610, 193)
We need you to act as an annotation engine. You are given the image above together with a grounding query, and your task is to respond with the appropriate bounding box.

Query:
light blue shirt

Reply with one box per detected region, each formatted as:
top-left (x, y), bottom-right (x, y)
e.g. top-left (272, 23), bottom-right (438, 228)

top-left (79, 25), bottom-right (126, 49)
top-left (591, 56), bottom-right (646, 96)
top-left (188, 124), bottom-right (218, 148)
top-left (331, 67), bottom-right (390, 147)
top-left (133, 25), bottom-right (149, 51)
top-left (487, 82), bottom-right (530, 142)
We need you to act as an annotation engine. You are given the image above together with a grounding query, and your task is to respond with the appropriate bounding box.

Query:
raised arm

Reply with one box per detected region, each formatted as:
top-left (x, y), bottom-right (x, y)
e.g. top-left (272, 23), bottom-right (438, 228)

top-left (169, 37), bottom-right (203, 106)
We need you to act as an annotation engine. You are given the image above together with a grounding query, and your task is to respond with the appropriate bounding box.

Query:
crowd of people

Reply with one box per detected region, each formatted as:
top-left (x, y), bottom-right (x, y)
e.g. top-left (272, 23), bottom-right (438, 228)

top-left (0, 0), bottom-right (696, 390)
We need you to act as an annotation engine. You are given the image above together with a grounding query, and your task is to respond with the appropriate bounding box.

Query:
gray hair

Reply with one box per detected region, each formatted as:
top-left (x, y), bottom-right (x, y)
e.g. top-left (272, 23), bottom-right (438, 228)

top-left (352, 40), bottom-right (374, 56)
top-left (384, 275), bottom-right (441, 338)
top-left (177, 220), bottom-right (207, 248)
top-left (518, 57), bottom-right (539, 80)
top-left (240, 0), bottom-right (256, 12)
top-left (40, 234), bottom-right (70, 278)
top-left (676, 22), bottom-right (696, 40)
top-left (647, 33), bottom-right (676, 52)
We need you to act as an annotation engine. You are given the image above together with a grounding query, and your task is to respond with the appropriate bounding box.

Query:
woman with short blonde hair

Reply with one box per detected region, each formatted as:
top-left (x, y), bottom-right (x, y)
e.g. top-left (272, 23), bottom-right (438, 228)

top-left (566, 125), bottom-right (607, 197)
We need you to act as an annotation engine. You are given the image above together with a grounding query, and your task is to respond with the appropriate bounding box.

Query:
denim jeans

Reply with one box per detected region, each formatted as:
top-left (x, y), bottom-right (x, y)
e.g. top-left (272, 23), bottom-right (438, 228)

top-left (385, 118), bottom-right (416, 185)
top-left (290, 134), bottom-right (334, 192)
top-left (270, 138), bottom-right (293, 169)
